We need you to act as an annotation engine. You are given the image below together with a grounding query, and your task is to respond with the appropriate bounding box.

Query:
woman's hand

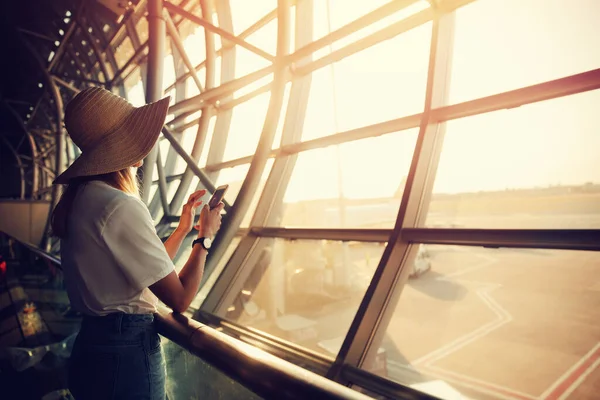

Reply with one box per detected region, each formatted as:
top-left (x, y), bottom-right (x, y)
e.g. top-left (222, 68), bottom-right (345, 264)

top-left (178, 189), bottom-right (206, 233)
top-left (195, 202), bottom-right (224, 238)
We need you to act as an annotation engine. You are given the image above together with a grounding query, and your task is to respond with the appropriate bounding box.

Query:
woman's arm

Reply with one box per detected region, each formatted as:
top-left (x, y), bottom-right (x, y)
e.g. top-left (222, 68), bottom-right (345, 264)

top-left (163, 189), bottom-right (206, 260)
top-left (150, 202), bottom-right (223, 313)
top-left (163, 227), bottom-right (187, 260)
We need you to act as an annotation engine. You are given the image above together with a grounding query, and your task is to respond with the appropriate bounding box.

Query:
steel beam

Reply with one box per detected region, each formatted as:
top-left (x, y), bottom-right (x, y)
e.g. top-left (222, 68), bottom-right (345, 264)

top-left (140, 0), bottom-right (166, 204)
top-left (164, 7), bottom-right (276, 93)
top-left (52, 76), bottom-right (81, 94)
top-left (163, 1), bottom-right (275, 62)
top-left (168, 0), bottom-right (217, 214)
top-left (328, 12), bottom-right (456, 381)
top-left (0, 135), bottom-right (26, 199)
top-left (402, 228), bottom-right (600, 252)
top-left (202, 0), bottom-right (291, 293)
top-left (250, 228), bottom-right (391, 243)
top-left (164, 9), bottom-right (204, 93)
top-left (161, 127), bottom-right (231, 211)
top-left (200, 0), bottom-right (311, 316)
top-left (203, 0), bottom-right (237, 184)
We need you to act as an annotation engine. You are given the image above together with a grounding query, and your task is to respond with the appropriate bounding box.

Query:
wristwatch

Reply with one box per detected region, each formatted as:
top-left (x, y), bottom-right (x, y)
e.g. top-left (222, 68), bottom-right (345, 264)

top-left (192, 237), bottom-right (212, 251)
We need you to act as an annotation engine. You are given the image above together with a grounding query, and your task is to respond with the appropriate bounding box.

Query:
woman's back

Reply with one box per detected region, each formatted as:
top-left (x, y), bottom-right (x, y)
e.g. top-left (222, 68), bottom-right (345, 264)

top-left (61, 180), bottom-right (169, 316)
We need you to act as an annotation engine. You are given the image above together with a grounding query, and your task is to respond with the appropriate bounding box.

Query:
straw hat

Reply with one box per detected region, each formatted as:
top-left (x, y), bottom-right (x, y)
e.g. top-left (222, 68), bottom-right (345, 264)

top-left (53, 86), bottom-right (170, 184)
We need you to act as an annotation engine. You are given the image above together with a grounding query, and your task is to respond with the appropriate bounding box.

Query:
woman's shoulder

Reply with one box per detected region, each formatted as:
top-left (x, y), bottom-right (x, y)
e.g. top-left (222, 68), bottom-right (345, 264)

top-left (78, 181), bottom-right (148, 221)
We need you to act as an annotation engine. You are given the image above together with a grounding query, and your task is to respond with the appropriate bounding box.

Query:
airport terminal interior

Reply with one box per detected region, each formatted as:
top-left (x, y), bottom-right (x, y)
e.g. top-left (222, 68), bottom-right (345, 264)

top-left (0, 0), bottom-right (599, 399)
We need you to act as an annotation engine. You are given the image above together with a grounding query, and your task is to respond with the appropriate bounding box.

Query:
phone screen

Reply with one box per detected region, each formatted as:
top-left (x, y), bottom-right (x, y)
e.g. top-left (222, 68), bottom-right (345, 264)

top-left (208, 185), bottom-right (228, 209)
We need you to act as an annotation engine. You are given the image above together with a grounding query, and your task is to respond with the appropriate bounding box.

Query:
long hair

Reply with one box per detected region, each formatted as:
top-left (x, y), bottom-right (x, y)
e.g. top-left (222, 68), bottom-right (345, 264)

top-left (51, 168), bottom-right (139, 238)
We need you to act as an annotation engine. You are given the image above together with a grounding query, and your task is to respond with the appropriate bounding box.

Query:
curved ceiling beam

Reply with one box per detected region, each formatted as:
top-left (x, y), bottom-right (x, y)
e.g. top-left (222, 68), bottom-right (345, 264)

top-left (167, 0), bottom-right (217, 214)
top-left (0, 134), bottom-right (26, 199)
top-left (3, 100), bottom-right (40, 196)
top-left (20, 35), bottom-right (66, 248)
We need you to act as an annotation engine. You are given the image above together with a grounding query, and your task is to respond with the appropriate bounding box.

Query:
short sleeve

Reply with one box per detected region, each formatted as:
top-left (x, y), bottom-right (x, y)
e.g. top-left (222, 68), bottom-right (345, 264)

top-left (102, 196), bottom-right (174, 291)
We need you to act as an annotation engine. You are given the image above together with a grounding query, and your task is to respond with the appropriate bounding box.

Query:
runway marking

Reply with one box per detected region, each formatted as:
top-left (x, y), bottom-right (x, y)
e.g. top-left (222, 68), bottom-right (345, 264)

top-left (540, 342), bottom-right (600, 400)
top-left (426, 365), bottom-right (536, 400)
top-left (415, 256), bottom-right (510, 366)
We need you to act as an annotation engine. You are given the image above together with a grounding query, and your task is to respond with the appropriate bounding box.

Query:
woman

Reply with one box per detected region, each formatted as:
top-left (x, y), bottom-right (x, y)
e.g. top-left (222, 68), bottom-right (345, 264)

top-left (51, 87), bottom-right (223, 399)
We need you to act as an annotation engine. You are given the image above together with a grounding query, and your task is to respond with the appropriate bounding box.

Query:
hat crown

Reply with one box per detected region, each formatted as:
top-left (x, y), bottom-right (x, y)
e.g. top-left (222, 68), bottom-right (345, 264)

top-left (64, 87), bottom-right (135, 151)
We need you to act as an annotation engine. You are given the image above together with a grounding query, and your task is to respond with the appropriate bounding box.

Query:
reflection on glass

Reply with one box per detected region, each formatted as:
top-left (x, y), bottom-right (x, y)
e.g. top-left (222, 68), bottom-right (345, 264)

top-left (189, 238), bottom-right (241, 311)
top-left (163, 338), bottom-right (262, 399)
top-left (366, 246), bottom-right (600, 400)
top-left (450, 0), bottom-right (600, 104)
top-left (279, 130), bottom-right (417, 228)
top-left (425, 90), bottom-right (600, 229)
top-left (220, 239), bottom-right (384, 357)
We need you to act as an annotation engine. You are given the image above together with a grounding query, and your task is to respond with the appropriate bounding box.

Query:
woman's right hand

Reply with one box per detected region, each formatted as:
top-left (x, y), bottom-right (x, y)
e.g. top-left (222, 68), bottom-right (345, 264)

top-left (194, 203), bottom-right (224, 238)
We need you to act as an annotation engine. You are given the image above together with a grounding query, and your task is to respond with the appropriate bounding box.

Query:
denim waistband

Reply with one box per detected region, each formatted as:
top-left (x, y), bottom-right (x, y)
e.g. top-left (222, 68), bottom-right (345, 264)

top-left (82, 313), bottom-right (155, 334)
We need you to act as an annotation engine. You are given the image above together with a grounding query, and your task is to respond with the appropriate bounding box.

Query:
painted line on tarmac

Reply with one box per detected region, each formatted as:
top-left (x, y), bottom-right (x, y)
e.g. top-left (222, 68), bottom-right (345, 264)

top-left (426, 365), bottom-right (536, 400)
top-left (413, 282), bottom-right (510, 366)
top-left (541, 341), bottom-right (600, 400)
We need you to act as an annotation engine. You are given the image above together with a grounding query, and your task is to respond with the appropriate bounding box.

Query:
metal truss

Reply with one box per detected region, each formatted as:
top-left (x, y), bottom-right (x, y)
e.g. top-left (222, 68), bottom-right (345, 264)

top-left (11, 0), bottom-right (600, 396)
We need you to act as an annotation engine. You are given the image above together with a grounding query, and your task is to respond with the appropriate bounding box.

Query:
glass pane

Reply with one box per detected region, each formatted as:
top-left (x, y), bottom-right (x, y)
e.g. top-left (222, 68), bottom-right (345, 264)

top-left (220, 239), bottom-right (384, 357)
top-left (450, 0), bottom-right (600, 104)
top-left (280, 130), bottom-right (418, 228)
top-left (331, 22), bottom-right (430, 132)
top-left (215, 159), bottom-right (273, 206)
top-left (245, 17), bottom-right (277, 56)
top-left (425, 89), bottom-right (600, 229)
top-left (182, 27), bottom-right (206, 67)
top-left (163, 338), bottom-right (263, 399)
top-left (366, 245), bottom-right (600, 400)
top-left (189, 237), bottom-right (242, 311)
top-left (230, 0), bottom-right (277, 35)
top-left (241, 158), bottom-right (275, 227)
top-left (222, 91), bottom-right (271, 162)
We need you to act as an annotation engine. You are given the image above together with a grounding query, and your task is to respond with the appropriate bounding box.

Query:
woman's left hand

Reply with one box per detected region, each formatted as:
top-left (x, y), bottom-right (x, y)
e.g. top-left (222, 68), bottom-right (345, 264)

top-left (178, 189), bottom-right (207, 233)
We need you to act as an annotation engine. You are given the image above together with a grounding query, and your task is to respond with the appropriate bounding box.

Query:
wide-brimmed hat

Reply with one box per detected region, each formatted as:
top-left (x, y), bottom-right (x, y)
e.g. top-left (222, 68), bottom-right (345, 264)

top-left (53, 86), bottom-right (170, 184)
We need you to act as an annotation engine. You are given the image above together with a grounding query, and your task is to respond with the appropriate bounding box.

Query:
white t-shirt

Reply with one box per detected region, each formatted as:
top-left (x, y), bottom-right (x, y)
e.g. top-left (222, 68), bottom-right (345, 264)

top-left (60, 180), bottom-right (174, 316)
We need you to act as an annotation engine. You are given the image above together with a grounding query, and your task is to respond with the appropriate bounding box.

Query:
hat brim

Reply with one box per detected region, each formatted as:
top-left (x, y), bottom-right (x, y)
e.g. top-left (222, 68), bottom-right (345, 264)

top-left (53, 97), bottom-right (170, 184)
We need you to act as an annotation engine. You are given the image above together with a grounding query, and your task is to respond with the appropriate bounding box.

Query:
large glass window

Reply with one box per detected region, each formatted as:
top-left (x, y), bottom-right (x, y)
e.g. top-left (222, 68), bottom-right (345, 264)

top-left (450, 0), bottom-right (600, 104)
top-left (301, 22), bottom-right (430, 140)
top-left (221, 91), bottom-right (271, 162)
top-left (425, 89), bottom-right (600, 229)
top-left (278, 130), bottom-right (418, 228)
top-left (219, 238), bottom-right (384, 357)
top-left (365, 245), bottom-right (600, 400)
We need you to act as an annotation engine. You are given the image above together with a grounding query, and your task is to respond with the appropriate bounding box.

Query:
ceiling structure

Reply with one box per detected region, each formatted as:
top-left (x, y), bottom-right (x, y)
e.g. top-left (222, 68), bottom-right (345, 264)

top-left (0, 0), bottom-right (599, 398)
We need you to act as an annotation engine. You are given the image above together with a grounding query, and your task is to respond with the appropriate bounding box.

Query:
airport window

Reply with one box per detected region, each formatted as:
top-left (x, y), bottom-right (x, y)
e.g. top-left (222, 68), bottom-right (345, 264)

top-left (330, 22), bottom-right (431, 133)
top-left (230, 0), bottom-right (276, 36)
top-left (449, 0), bottom-right (600, 104)
top-left (214, 159), bottom-right (274, 207)
top-left (245, 17), bottom-right (278, 56)
top-left (362, 245), bottom-right (600, 400)
top-left (218, 238), bottom-right (385, 357)
top-left (425, 89), bottom-right (600, 229)
top-left (276, 130), bottom-right (418, 228)
top-left (300, 22), bottom-right (430, 141)
top-left (222, 91), bottom-right (272, 162)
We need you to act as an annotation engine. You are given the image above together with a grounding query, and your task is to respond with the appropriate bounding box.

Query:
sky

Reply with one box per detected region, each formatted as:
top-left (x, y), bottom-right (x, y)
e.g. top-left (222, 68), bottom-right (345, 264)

top-left (127, 0), bottom-right (600, 202)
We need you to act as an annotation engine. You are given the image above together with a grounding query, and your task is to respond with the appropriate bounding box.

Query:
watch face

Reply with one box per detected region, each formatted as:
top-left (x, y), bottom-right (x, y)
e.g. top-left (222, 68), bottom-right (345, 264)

top-left (203, 238), bottom-right (212, 249)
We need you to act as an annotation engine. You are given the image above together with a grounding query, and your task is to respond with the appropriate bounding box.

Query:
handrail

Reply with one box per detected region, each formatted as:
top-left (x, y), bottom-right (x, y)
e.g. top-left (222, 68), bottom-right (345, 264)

top-left (155, 310), bottom-right (374, 400)
top-left (0, 230), bottom-right (62, 269)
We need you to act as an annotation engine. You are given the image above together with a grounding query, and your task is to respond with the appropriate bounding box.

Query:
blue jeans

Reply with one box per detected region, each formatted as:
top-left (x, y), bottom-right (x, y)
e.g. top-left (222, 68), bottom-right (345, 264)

top-left (68, 313), bottom-right (166, 400)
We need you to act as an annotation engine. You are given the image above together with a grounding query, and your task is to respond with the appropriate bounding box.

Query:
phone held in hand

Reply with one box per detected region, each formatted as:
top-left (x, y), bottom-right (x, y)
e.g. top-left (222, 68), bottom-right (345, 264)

top-left (208, 184), bottom-right (228, 209)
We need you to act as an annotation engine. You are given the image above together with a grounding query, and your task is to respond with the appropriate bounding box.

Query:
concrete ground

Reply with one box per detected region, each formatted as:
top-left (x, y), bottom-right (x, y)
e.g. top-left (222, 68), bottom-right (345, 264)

top-left (383, 245), bottom-right (600, 400)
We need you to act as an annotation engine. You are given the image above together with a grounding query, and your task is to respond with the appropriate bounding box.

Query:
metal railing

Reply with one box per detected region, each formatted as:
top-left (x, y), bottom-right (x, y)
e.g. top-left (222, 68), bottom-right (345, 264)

top-left (0, 231), bottom-right (379, 400)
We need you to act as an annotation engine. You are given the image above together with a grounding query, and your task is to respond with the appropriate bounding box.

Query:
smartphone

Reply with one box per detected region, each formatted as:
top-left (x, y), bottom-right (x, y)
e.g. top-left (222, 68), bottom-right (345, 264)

top-left (208, 184), bottom-right (228, 209)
